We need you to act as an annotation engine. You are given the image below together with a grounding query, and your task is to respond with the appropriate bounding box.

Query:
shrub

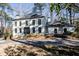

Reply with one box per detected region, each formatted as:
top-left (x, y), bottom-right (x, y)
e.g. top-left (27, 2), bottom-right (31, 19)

top-left (27, 52), bottom-right (37, 56)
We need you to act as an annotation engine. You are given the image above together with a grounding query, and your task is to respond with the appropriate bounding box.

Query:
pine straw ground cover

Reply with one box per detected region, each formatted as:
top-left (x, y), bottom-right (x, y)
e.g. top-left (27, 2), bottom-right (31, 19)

top-left (23, 34), bottom-right (56, 40)
top-left (4, 44), bottom-right (79, 56)
top-left (4, 44), bottom-right (52, 56)
top-left (67, 32), bottom-right (79, 40)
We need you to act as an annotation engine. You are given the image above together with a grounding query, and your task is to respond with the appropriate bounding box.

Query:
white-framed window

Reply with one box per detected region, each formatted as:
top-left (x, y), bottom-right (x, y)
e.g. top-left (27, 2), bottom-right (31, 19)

top-left (38, 27), bottom-right (42, 33)
top-left (19, 21), bottom-right (22, 26)
top-left (32, 27), bottom-right (35, 33)
top-left (32, 20), bottom-right (35, 25)
top-left (15, 28), bottom-right (17, 33)
top-left (15, 21), bottom-right (17, 26)
top-left (54, 29), bottom-right (57, 34)
top-left (19, 28), bottom-right (22, 33)
top-left (26, 21), bottom-right (28, 25)
top-left (38, 19), bottom-right (41, 25)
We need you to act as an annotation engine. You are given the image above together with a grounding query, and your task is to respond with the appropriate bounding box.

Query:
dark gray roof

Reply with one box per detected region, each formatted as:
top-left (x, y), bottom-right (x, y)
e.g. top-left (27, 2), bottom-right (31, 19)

top-left (13, 14), bottom-right (44, 21)
top-left (48, 21), bottom-right (74, 27)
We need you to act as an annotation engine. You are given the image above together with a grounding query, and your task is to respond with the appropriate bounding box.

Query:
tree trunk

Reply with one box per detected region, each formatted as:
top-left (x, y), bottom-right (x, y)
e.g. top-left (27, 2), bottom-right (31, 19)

top-left (50, 11), bottom-right (52, 23)
top-left (69, 7), bottom-right (72, 24)
top-left (66, 9), bottom-right (68, 21)
top-left (72, 11), bottom-right (75, 24)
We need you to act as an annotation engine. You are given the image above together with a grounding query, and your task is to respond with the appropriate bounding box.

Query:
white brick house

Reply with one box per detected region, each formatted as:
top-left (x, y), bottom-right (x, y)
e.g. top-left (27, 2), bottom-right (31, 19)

top-left (12, 14), bottom-right (75, 38)
top-left (12, 14), bottom-right (47, 37)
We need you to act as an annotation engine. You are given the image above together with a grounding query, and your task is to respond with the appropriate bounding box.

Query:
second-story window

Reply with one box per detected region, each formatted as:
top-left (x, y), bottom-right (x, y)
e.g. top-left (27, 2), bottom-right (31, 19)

top-left (32, 20), bottom-right (35, 25)
top-left (26, 21), bottom-right (28, 25)
top-left (19, 21), bottom-right (22, 26)
top-left (38, 19), bottom-right (41, 25)
top-left (15, 22), bottom-right (17, 26)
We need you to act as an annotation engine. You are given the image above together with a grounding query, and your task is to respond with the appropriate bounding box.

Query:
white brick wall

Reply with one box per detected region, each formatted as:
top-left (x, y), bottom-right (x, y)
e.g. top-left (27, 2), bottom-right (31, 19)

top-left (12, 17), bottom-right (47, 36)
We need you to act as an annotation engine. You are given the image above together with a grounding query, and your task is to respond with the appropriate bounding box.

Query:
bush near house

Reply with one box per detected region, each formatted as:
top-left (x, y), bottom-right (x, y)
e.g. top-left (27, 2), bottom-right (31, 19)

top-left (4, 28), bottom-right (12, 40)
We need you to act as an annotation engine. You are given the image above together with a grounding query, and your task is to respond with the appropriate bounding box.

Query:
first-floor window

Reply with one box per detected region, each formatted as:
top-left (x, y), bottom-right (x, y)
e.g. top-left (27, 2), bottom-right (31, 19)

top-left (54, 29), bottom-right (57, 34)
top-left (19, 28), bottom-right (22, 33)
top-left (15, 28), bottom-right (17, 33)
top-left (38, 27), bottom-right (42, 33)
top-left (32, 27), bottom-right (35, 33)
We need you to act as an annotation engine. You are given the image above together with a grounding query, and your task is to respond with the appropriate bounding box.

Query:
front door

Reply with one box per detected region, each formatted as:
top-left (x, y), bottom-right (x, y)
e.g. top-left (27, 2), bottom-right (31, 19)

top-left (24, 27), bottom-right (30, 34)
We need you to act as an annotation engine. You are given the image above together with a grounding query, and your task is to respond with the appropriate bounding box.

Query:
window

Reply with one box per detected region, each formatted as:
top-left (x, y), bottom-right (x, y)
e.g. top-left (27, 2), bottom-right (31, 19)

top-left (38, 19), bottom-right (41, 25)
top-left (38, 27), bottom-right (41, 33)
top-left (26, 21), bottom-right (28, 25)
top-left (19, 21), bottom-right (21, 26)
top-left (15, 22), bottom-right (17, 26)
top-left (64, 28), bottom-right (67, 33)
top-left (54, 29), bottom-right (57, 34)
top-left (32, 27), bottom-right (35, 33)
top-left (24, 27), bottom-right (30, 34)
top-left (32, 20), bottom-right (35, 25)
top-left (15, 28), bottom-right (17, 33)
top-left (19, 28), bottom-right (22, 33)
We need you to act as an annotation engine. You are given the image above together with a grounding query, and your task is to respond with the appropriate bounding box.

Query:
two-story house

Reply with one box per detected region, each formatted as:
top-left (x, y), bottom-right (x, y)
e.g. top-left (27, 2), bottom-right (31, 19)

top-left (12, 14), bottom-right (47, 37)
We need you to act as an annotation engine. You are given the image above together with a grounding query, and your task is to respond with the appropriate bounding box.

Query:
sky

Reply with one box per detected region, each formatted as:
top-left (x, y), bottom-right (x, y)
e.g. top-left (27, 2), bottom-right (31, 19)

top-left (10, 3), bottom-right (34, 17)
top-left (9, 3), bottom-right (50, 19)
top-left (6, 3), bottom-right (79, 20)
